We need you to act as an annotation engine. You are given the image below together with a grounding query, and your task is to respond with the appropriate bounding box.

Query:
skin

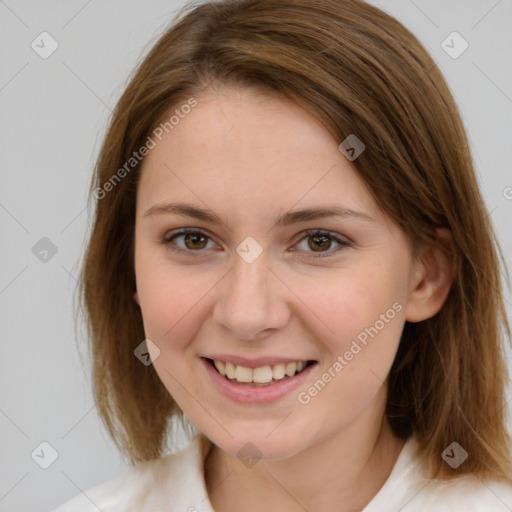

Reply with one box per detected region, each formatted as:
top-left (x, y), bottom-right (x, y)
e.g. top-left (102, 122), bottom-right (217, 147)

top-left (133, 86), bottom-right (455, 511)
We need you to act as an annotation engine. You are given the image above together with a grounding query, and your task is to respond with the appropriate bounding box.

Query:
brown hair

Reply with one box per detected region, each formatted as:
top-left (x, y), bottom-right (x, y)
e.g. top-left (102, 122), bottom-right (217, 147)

top-left (78, 0), bottom-right (512, 481)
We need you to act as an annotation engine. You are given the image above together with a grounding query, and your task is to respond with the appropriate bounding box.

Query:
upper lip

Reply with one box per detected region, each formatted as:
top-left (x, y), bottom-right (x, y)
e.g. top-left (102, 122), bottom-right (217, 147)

top-left (204, 355), bottom-right (315, 368)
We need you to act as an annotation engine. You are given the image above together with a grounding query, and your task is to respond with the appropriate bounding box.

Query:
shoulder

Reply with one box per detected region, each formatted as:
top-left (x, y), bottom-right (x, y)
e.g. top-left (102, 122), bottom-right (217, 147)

top-left (49, 434), bottom-right (213, 512)
top-left (365, 436), bottom-right (512, 511)
top-left (418, 474), bottom-right (512, 511)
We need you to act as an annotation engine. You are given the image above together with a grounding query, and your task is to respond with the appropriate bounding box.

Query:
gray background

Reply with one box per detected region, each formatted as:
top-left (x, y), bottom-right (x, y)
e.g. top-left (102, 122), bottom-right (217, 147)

top-left (1, 1), bottom-right (511, 510)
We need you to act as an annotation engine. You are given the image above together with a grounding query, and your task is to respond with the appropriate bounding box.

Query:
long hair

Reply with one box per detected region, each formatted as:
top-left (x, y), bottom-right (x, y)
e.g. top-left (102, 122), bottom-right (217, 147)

top-left (78, 0), bottom-right (512, 481)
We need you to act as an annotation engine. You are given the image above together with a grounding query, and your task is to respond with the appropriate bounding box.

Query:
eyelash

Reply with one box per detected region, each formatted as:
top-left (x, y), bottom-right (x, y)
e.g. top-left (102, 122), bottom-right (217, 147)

top-left (161, 228), bottom-right (351, 259)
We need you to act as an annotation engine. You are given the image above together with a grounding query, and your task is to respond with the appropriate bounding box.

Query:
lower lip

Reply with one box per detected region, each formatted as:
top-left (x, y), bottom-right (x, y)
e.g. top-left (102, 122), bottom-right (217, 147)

top-left (201, 358), bottom-right (317, 404)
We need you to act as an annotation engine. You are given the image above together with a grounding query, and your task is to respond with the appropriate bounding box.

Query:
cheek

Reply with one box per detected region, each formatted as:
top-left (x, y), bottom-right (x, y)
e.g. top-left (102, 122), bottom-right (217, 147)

top-left (134, 251), bottom-right (218, 353)
top-left (297, 274), bottom-right (406, 423)
top-left (290, 267), bottom-right (406, 352)
top-left (138, 276), bottom-right (195, 340)
top-left (135, 260), bottom-right (211, 397)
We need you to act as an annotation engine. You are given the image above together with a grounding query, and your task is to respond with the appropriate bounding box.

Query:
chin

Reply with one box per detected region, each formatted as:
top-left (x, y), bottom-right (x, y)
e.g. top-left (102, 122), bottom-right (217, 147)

top-left (205, 422), bottom-right (314, 462)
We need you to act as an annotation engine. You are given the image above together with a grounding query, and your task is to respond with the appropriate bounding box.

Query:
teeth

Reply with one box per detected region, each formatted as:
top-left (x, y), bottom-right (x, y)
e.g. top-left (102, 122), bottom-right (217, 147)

top-left (272, 363), bottom-right (286, 380)
top-left (214, 360), bottom-right (226, 375)
top-left (235, 365), bottom-right (252, 383)
top-left (285, 362), bottom-right (297, 377)
top-left (212, 359), bottom-right (310, 384)
top-left (225, 362), bottom-right (236, 379)
top-left (253, 366), bottom-right (273, 383)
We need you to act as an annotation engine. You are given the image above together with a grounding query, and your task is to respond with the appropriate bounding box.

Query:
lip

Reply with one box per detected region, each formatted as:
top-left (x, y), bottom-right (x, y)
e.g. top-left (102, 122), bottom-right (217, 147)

top-left (201, 357), bottom-right (317, 404)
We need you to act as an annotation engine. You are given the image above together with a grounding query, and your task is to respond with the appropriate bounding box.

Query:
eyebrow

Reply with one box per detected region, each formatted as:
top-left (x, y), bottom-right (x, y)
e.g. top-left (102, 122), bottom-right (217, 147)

top-left (143, 202), bottom-right (375, 228)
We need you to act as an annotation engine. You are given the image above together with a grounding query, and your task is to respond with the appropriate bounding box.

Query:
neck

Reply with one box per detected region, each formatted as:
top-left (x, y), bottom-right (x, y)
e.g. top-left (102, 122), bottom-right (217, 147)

top-left (204, 390), bottom-right (406, 512)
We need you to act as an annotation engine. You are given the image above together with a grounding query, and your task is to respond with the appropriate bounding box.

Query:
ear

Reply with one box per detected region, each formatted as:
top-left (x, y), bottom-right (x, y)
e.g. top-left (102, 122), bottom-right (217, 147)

top-left (133, 291), bottom-right (140, 305)
top-left (405, 228), bottom-right (457, 323)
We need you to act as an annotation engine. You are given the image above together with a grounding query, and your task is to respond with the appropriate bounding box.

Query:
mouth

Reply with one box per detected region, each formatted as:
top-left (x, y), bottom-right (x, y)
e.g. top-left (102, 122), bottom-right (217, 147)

top-left (205, 357), bottom-right (317, 387)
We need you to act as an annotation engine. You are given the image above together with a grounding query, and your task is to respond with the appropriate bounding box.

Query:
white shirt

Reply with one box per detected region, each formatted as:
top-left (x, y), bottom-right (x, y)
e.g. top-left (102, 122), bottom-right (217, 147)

top-left (50, 433), bottom-right (512, 511)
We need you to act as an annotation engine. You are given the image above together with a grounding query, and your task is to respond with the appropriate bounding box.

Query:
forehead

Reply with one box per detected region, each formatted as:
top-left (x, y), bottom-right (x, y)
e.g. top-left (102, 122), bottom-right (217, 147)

top-left (136, 86), bottom-right (382, 224)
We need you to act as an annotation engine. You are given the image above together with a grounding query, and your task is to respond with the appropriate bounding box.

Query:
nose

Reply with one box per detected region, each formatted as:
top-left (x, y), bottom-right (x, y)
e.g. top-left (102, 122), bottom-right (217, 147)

top-left (212, 250), bottom-right (291, 341)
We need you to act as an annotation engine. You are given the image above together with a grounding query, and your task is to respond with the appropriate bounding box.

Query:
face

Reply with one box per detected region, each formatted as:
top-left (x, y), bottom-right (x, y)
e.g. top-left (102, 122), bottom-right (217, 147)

top-left (133, 86), bottom-right (420, 460)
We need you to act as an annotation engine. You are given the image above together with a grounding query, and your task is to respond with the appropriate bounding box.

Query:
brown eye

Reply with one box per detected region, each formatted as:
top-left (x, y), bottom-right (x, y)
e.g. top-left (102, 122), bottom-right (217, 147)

top-left (294, 230), bottom-right (351, 258)
top-left (308, 234), bottom-right (333, 252)
top-left (182, 232), bottom-right (208, 250)
top-left (162, 229), bottom-right (216, 254)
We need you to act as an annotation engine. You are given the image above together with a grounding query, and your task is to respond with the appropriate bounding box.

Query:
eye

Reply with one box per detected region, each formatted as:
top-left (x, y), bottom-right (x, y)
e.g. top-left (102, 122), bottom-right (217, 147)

top-left (293, 230), bottom-right (351, 258)
top-left (161, 228), bottom-right (351, 258)
top-left (162, 228), bottom-right (218, 255)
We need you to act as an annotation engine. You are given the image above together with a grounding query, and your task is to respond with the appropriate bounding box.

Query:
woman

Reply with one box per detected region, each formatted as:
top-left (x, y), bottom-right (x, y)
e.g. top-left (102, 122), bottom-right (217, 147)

top-left (52, 0), bottom-right (512, 510)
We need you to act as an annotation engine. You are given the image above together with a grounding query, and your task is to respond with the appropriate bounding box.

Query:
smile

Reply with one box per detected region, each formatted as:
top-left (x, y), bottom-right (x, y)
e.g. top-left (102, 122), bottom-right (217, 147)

top-left (207, 358), bottom-right (315, 386)
top-left (201, 357), bottom-right (318, 403)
